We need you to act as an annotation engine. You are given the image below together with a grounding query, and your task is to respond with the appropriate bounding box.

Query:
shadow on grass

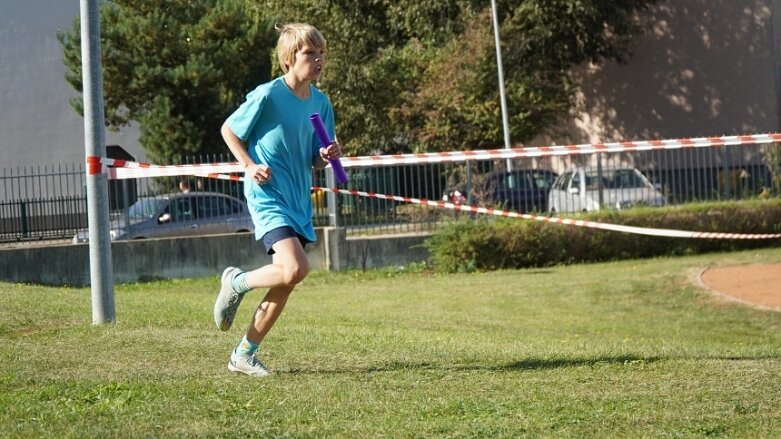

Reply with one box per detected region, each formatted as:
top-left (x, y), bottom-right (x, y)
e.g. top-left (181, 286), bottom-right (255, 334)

top-left (280, 353), bottom-right (778, 375)
top-left (502, 355), bottom-right (664, 370)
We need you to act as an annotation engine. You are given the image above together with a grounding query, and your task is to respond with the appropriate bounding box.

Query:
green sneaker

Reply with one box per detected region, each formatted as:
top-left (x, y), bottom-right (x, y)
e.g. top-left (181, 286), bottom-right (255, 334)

top-left (213, 267), bottom-right (244, 331)
top-left (228, 351), bottom-right (269, 377)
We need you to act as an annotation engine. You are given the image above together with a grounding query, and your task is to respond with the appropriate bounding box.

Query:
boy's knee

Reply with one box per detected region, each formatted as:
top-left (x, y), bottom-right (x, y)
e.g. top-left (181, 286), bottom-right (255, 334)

top-left (282, 261), bottom-right (309, 286)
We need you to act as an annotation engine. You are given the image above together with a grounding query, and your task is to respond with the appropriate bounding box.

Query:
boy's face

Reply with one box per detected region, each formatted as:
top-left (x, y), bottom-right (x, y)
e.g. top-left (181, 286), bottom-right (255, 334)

top-left (289, 44), bottom-right (325, 80)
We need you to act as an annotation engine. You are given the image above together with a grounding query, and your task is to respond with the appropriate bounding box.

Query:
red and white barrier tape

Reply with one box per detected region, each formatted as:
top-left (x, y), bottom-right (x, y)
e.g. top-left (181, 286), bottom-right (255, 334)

top-left (87, 132), bottom-right (781, 177)
top-left (193, 172), bottom-right (242, 181)
top-left (309, 186), bottom-right (781, 240)
top-left (104, 168), bottom-right (780, 240)
top-left (96, 158), bottom-right (242, 179)
top-left (81, 131), bottom-right (781, 240)
top-left (340, 133), bottom-right (781, 167)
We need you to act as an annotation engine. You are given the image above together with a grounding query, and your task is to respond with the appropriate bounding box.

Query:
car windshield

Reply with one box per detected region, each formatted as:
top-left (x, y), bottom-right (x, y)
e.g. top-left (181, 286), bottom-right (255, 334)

top-left (532, 171), bottom-right (556, 189)
top-left (607, 169), bottom-right (648, 188)
top-left (584, 169), bottom-right (648, 189)
top-left (127, 197), bottom-right (165, 220)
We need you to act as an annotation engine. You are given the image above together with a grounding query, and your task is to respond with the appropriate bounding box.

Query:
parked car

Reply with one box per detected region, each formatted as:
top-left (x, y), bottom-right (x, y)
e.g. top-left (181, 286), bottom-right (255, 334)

top-left (547, 167), bottom-right (666, 213)
top-left (72, 191), bottom-right (254, 243)
top-left (442, 169), bottom-right (559, 212)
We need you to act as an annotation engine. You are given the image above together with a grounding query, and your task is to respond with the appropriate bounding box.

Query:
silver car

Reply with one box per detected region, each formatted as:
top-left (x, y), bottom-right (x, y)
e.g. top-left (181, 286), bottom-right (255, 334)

top-left (73, 192), bottom-right (254, 243)
top-left (548, 167), bottom-right (666, 213)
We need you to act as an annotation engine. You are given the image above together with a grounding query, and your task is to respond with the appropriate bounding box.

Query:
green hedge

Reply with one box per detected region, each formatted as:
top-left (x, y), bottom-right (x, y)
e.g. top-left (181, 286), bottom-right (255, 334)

top-left (424, 200), bottom-right (781, 272)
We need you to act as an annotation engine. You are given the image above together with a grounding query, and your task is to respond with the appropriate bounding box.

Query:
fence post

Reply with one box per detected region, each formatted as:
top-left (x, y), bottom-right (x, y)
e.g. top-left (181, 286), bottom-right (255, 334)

top-left (722, 148), bottom-right (731, 199)
top-left (597, 153), bottom-right (605, 208)
top-left (465, 161), bottom-right (473, 206)
top-left (326, 167), bottom-right (339, 227)
top-left (122, 179), bottom-right (130, 231)
top-left (19, 200), bottom-right (28, 238)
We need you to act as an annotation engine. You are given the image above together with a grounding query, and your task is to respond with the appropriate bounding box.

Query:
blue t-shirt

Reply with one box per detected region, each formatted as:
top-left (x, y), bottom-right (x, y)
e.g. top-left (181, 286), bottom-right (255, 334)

top-left (225, 76), bottom-right (336, 242)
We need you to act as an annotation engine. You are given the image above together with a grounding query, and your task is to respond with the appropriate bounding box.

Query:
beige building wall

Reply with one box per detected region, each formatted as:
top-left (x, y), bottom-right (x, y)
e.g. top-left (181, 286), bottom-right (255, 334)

top-left (0, 0), bottom-right (143, 169)
top-left (534, 0), bottom-right (780, 146)
top-left (1, 1), bottom-right (778, 169)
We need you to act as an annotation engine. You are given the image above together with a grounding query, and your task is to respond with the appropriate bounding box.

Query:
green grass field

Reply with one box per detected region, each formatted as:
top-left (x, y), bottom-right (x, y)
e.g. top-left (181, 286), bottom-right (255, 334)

top-left (2, 248), bottom-right (780, 438)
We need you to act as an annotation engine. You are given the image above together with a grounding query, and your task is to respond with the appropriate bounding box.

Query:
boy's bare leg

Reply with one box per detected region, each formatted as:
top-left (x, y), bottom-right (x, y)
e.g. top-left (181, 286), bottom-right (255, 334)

top-left (244, 237), bottom-right (310, 344)
top-left (246, 285), bottom-right (294, 343)
top-left (225, 237), bottom-right (309, 376)
top-left (244, 237), bottom-right (310, 289)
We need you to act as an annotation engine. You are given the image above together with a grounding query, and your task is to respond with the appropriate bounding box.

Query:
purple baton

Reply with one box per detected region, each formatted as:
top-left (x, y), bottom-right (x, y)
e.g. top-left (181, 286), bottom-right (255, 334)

top-left (309, 113), bottom-right (348, 184)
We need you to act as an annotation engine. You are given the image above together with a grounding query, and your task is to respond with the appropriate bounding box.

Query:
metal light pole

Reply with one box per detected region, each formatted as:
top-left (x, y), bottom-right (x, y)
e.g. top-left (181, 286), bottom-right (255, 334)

top-left (81, 0), bottom-right (115, 324)
top-left (490, 0), bottom-right (513, 172)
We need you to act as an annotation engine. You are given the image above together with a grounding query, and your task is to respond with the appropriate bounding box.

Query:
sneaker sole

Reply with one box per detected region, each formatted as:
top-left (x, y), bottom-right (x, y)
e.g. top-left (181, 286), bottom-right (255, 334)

top-left (228, 361), bottom-right (269, 377)
top-left (214, 267), bottom-right (241, 331)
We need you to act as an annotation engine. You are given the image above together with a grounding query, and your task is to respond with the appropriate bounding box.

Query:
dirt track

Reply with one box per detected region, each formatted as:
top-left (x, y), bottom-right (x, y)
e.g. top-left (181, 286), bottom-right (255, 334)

top-left (699, 264), bottom-right (781, 311)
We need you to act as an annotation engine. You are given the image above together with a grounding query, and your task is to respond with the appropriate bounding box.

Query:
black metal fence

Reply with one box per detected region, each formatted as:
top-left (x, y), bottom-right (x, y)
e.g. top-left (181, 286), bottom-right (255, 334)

top-left (328, 144), bottom-right (780, 235)
top-left (0, 155), bottom-right (246, 246)
top-left (2, 143), bottom-right (779, 246)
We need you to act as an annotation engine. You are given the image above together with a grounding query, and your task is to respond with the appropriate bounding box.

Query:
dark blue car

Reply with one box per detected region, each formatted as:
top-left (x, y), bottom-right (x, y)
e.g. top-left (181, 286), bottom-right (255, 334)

top-left (442, 169), bottom-right (558, 213)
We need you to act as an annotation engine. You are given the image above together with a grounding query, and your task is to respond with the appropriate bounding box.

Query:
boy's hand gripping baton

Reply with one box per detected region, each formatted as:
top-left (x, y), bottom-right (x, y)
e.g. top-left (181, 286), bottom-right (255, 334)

top-left (310, 113), bottom-right (348, 184)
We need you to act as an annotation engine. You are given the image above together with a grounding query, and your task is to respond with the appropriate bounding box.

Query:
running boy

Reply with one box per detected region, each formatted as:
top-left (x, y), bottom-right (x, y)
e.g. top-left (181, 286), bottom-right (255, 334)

top-left (213, 23), bottom-right (341, 377)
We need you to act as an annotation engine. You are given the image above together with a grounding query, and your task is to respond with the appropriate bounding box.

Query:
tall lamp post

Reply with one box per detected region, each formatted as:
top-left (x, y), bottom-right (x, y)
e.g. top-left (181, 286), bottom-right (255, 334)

top-left (81, 0), bottom-right (115, 324)
top-left (490, 0), bottom-right (514, 172)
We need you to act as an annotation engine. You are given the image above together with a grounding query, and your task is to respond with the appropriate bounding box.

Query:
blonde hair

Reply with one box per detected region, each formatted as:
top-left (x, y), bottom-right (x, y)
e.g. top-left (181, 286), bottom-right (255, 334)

top-left (275, 23), bottom-right (327, 73)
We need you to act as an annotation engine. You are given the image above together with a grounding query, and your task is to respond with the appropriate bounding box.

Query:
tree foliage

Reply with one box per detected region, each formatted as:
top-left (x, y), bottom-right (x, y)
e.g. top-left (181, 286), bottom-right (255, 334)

top-left (59, 0), bottom-right (658, 161)
top-left (262, 0), bottom-right (657, 154)
top-left (256, 0), bottom-right (474, 154)
top-left (58, 0), bottom-right (277, 164)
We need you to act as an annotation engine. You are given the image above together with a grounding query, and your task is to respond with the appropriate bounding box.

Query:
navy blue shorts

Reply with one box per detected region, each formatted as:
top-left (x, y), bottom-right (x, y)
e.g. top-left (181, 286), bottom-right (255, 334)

top-left (261, 226), bottom-right (310, 255)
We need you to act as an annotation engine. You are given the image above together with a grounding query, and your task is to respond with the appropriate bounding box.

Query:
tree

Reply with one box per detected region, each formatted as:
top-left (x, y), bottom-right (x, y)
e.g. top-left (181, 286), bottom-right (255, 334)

top-left (397, 0), bottom-right (660, 152)
top-left (60, 0), bottom-right (658, 159)
top-left (262, 0), bottom-right (657, 154)
top-left (58, 0), bottom-right (277, 165)
top-left (256, 0), bottom-right (471, 155)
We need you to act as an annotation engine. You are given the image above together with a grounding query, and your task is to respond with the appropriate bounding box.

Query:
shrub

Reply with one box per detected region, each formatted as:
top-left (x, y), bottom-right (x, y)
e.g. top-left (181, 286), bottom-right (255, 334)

top-left (424, 200), bottom-right (781, 272)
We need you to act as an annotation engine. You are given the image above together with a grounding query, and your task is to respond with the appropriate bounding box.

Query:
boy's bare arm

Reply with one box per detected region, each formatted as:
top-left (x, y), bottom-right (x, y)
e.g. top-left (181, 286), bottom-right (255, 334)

top-left (313, 140), bottom-right (342, 170)
top-left (222, 122), bottom-right (271, 184)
